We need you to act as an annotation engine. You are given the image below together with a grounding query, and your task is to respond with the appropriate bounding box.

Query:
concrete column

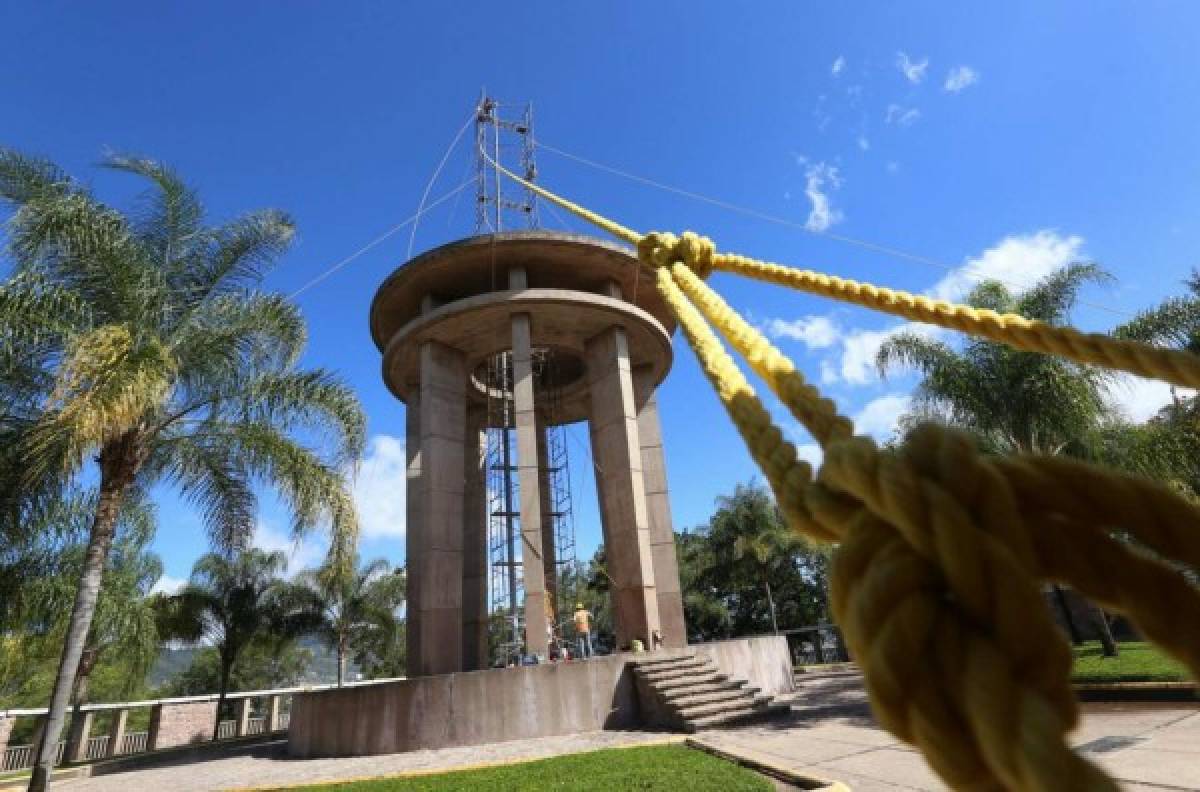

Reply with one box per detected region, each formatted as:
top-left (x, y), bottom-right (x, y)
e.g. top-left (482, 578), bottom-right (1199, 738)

top-left (266, 695), bottom-right (283, 732)
top-left (413, 340), bottom-right (467, 675)
top-left (105, 708), bottom-right (128, 757)
top-left (404, 391), bottom-right (423, 677)
top-left (66, 710), bottom-right (93, 762)
top-left (634, 366), bottom-right (687, 648)
top-left (461, 405), bottom-right (490, 670)
top-left (0, 716), bottom-right (13, 755)
top-left (511, 311), bottom-right (549, 658)
top-left (234, 698), bottom-right (252, 737)
top-left (586, 326), bottom-right (661, 650)
top-left (536, 417), bottom-right (558, 630)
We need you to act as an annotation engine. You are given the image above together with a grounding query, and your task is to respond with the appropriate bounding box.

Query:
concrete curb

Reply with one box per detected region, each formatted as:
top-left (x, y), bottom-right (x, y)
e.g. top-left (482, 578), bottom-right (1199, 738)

top-left (1073, 681), bottom-right (1196, 702)
top-left (229, 736), bottom-right (690, 791)
top-left (685, 736), bottom-right (849, 791)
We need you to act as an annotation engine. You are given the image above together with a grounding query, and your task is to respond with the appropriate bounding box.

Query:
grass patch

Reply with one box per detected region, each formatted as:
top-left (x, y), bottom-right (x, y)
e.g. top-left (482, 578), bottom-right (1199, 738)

top-left (265, 744), bottom-right (772, 791)
top-left (1072, 641), bottom-right (1191, 683)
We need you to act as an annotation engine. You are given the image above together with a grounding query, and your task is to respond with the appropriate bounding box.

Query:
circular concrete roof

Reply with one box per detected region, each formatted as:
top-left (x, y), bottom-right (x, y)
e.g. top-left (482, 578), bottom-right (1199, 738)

top-left (380, 289), bottom-right (673, 423)
top-left (369, 231), bottom-right (676, 352)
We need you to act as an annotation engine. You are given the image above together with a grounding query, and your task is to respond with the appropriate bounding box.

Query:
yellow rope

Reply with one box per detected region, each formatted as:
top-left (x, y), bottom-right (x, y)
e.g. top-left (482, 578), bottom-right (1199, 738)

top-left (487, 154), bottom-right (1200, 791)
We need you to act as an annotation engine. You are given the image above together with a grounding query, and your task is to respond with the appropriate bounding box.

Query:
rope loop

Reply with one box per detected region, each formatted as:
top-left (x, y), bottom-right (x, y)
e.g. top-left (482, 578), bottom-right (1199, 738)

top-left (637, 230), bottom-right (716, 277)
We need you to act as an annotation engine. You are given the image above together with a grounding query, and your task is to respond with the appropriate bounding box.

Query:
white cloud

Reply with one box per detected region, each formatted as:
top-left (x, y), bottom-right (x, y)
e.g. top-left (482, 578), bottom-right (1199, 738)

top-left (853, 393), bottom-right (912, 441)
top-left (831, 56), bottom-right (846, 76)
top-left (151, 574), bottom-right (187, 595)
top-left (795, 443), bottom-right (824, 470)
top-left (820, 359), bottom-right (839, 385)
top-left (896, 52), bottom-right (929, 84)
top-left (930, 230), bottom-right (1085, 302)
top-left (837, 322), bottom-right (944, 385)
top-left (944, 65), bottom-right (979, 93)
top-left (1107, 375), bottom-right (1193, 422)
top-left (352, 434), bottom-right (408, 539)
top-left (253, 520), bottom-right (325, 576)
top-left (857, 135), bottom-right (870, 151)
top-left (765, 315), bottom-right (840, 349)
top-left (803, 162), bottom-right (843, 232)
top-left (886, 104), bottom-right (921, 127)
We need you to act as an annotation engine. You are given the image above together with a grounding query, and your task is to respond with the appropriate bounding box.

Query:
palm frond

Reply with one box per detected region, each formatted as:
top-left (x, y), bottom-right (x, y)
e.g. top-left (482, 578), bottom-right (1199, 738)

top-left (1014, 262), bottom-right (1111, 323)
top-left (0, 147), bottom-right (69, 205)
top-left (102, 153), bottom-right (204, 267)
top-left (23, 324), bottom-right (175, 481)
top-left (178, 210), bottom-right (295, 309)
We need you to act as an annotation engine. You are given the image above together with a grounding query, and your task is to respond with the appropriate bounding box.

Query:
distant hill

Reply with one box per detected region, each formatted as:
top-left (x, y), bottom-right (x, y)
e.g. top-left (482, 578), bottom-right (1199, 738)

top-left (148, 634), bottom-right (353, 692)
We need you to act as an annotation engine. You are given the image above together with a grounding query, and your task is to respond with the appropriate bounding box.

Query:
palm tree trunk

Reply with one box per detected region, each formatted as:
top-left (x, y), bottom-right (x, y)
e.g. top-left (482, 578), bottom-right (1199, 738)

top-left (213, 656), bottom-right (233, 741)
top-left (1052, 585), bottom-right (1083, 645)
top-left (1093, 606), bottom-right (1119, 657)
top-left (337, 636), bottom-right (346, 688)
top-left (28, 445), bottom-right (136, 792)
top-left (764, 579), bottom-right (778, 634)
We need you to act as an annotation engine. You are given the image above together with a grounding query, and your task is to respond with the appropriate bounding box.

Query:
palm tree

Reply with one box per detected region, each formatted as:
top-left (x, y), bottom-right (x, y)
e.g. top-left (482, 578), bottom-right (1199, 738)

top-left (294, 554), bottom-right (406, 686)
top-left (163, 549), bottom-right (316, 740)
top-left (877, 264), bottom-right (1120, 655)
top-left (0, 148), bottom-right (364, 791)
top-left (719, 484), bottom-right (809, 635)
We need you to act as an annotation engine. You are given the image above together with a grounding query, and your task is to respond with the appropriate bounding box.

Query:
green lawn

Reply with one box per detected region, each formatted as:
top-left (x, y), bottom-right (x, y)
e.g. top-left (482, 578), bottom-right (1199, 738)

top-left (1072, 641), bottom-right (1192, 683)
top-left (267, 744), bottom-right (772, 792)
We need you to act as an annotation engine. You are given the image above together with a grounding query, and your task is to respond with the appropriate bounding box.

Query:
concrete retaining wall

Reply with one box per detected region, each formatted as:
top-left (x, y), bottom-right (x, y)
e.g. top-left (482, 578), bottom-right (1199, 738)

top-left (288, 635), bottom-right (792, 758)
top-left (693, 635), bottom-right (794, 696)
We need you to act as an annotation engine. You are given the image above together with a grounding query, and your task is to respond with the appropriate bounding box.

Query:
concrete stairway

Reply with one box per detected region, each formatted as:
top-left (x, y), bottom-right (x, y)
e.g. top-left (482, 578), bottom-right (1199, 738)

top-left (631, 653), bottom-right (790, 732)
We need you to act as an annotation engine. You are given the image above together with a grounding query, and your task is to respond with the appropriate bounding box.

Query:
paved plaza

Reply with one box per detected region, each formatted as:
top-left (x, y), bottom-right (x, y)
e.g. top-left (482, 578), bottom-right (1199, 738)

top-left (53, 670), bottom-right (1199, 791)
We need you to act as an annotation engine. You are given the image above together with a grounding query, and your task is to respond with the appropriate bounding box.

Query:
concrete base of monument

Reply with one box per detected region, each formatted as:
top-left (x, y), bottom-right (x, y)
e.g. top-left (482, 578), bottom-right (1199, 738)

top-left (287, 635), bottom-right (793, 758)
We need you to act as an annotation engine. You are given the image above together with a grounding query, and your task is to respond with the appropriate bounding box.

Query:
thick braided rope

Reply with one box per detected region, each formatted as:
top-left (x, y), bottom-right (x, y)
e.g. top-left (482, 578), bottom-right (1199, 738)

top-left (486, 161), bottom-right (1200, 790)
top-left (711, 253), bottom-right (1200, 390)
top-left (492, 152), bottom-right (1199, 389)
top-left (667, 257), bottom-right (1118, 789)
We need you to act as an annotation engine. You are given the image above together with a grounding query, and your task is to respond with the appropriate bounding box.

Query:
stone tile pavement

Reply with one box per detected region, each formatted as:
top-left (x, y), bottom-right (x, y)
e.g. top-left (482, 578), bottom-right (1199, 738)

top-left (53, 670), bottom-right (1200, 791)
top-left (694, 670), bottom-right (1200, 791)
top-left (54, 730), bottom-right (680, 791)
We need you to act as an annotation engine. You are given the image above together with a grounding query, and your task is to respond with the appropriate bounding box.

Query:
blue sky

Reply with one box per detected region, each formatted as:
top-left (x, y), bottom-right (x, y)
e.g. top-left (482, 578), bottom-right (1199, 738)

top-left (3, 2), bottom-right (1199, 591)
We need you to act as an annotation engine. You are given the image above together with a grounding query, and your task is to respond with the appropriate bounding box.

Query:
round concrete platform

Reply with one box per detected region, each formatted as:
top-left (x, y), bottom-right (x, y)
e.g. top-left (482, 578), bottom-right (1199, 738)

top-left (381, 288), bottom-right (673, 423)
top-left (369, 231), bottom-right (676, 350)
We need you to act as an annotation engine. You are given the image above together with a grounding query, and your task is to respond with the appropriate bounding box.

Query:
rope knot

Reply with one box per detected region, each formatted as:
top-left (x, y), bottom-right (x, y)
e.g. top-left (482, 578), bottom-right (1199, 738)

top-left (638, 230), bottom-right (716, 277)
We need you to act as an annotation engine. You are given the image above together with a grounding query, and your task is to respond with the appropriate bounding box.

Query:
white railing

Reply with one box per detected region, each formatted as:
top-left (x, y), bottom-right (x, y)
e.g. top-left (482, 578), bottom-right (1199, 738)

top-left (1, 741), bottom-right (65, 771)
top-left (245, 717), bottom-right (265, 736)
top-left (120, 731), bottom-right (148, 755)
top-left (216, 719), bottom-right (237, 740)
top-left (84, 734), bottom-right (109, 760)
top-left (1, 744), bottom-right (33, 772)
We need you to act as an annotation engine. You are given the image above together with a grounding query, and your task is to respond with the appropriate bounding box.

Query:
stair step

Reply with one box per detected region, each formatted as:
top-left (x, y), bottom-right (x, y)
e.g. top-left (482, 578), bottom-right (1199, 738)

top-left (631, 653), bottom-right (696, 668)
top-left (655, 678), bottom-right (748, 698)
top-left (667, 686), bottom-right (761, 711)
top-left (652, 671), bottom-right (730, 692)
top-left (638, 661), bottom-right (715, 682)
top-left (677, 694), bottom-right (773, 720)
top-left (683, 701), bottom-right (792, 733)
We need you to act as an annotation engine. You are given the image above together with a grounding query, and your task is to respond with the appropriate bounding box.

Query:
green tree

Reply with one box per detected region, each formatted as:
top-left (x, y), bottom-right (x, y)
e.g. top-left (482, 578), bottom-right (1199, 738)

top-left (0, 148), bottom-right (364, 791)
top-left (1107, 268), bottom-right (1200, 498)
top-left (1, 493), bottom-right (160, 710)
top-left (294, 555), bottom-right (406, 686)
top-left (700, 484), bottom-right (826, 637)
top-left (163, 549), bottom-right (317, 739)
top-left (877, 264), bottom-right (1120, 655)
top-left (676, 529), bottom-right (732, 641)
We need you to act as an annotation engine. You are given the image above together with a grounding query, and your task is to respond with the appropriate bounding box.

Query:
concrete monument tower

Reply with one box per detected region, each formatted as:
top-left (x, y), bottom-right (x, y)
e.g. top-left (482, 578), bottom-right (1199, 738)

top-left (369, 231), bottom-right (687, 677)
